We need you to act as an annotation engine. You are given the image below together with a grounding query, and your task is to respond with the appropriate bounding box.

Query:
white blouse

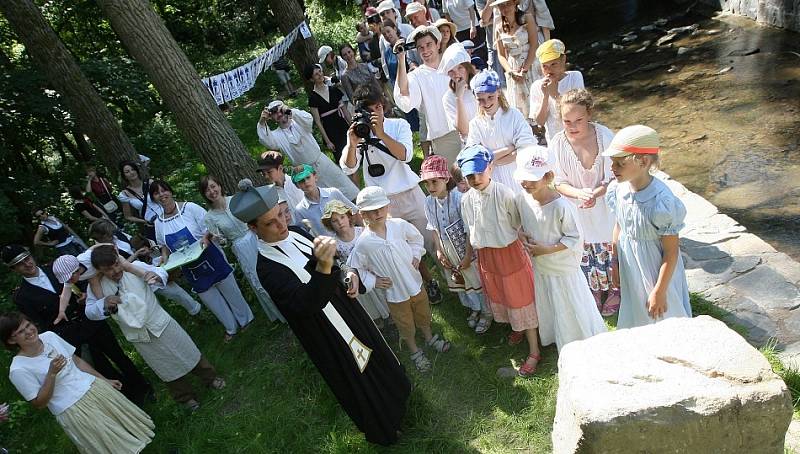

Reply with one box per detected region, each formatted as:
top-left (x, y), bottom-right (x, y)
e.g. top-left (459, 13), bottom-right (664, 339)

top-left (460, 180), bottom-right (521, 249)
top-left (347, 219), bottom-right (426, 303)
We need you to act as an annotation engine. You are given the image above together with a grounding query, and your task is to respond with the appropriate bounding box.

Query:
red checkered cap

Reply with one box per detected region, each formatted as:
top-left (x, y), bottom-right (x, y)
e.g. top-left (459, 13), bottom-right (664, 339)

top-left (420, 155), bottom-right (451, 181)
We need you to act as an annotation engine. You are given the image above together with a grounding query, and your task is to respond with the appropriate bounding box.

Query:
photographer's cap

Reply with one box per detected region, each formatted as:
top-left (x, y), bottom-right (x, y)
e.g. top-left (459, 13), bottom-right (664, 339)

top-left (457, 144), bottom-right (494, 177)
top-left (53, 255), bottom-right (80, 284)
top-left (461, 40), bottom-right (475, 50)
top-left (230, 179), bottom-right (280, 224)
top-left (266, 100), bottom-right (283, 111)
top-left (536, 39), bottom-right (567, 64)
top-left (404, 2), bottom-right (426, 17)
top-left (317, 45), bottom-right (334, 64)
top-left (377, 0), bottom-right (395, 14)
top-left (438, 43), bottom-right (470, 75)
top-left (291, 164), bottom-right (316, 183)
top-left (407, 25), bottom-right (441, 43)
top-left (470, 69), bottom-right (501, 94)
top-left (513, 145), bottom-right (554, 182)
top-left (601, 125), bottom-right (660, 158)
top-left (2, 244), bottom-right (31, 267)
top-left (356, 186), bottom-right (391, 211)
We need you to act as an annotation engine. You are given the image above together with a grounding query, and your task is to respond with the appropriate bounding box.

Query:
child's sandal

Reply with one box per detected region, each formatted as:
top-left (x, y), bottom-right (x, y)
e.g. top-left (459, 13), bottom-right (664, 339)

top-left (475, 316), bottom-right (492, 334)
top-left (427, 334), bottom-right (451, 353)
top-left (467, 311), bottom-right (480, 328)
top-left (410, 350), bottom-right (431, 373)
top-left (518, 353), bottom-right (542, 377)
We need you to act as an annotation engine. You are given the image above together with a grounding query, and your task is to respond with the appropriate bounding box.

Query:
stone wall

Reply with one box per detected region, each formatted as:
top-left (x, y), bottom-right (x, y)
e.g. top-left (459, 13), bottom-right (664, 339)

top-left (699, 0), bottom-right (800, 31)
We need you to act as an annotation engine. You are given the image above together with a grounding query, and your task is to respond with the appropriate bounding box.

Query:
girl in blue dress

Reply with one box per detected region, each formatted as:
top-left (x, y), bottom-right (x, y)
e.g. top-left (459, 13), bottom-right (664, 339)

top-left (603, 125), bottom-right (691, 328)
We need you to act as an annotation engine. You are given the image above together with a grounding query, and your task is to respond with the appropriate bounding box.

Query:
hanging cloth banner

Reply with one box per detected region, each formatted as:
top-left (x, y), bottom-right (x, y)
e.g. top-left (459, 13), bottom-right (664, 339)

top-left (201, 21), bottom-right (312, 105)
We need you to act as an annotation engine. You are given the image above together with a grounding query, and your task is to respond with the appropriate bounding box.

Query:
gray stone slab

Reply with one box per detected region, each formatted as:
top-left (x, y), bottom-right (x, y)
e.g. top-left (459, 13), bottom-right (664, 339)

top-left (727, 266), bottom-right (800, 311)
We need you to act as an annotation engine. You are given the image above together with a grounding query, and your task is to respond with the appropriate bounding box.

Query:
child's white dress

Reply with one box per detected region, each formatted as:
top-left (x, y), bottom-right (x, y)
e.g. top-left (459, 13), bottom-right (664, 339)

top-left (516, 193), bottom-right (607, 350)
top-left (606, 178), bottom-right (691, 328)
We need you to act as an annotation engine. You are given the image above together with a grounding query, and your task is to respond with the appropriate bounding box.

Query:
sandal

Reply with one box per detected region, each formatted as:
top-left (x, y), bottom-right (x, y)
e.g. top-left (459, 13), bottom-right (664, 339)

top-left (475, 316), bottom-right (492, 334)
top-left (507, 330), bottom-right (524, 346)
top-left (223, 333), bottom-right (236, 343)
top-left (602, 289), bottom-right (621, 317)
top-left (518, 353), bottom-right (542, 377)
top-left (427, 334), bottom-right (451, 353)
top-left (467, 311), bottom-right (480, 328)
top-left (210, 377), bottom-right (226, 390)
top-left (410, 350), bottom-right (431, 373)
top-left (185, 399), bottom-right (201, 412)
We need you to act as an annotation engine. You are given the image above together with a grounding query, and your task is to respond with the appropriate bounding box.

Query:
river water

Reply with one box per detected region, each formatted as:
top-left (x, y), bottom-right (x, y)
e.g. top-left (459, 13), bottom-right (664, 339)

top-left (548, 1), bottom-right (800, 260)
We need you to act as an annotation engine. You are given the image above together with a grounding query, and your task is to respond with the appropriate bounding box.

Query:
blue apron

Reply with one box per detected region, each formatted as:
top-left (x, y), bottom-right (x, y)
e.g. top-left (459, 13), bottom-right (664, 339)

top-left (163, 215), bottom-right (232, 294)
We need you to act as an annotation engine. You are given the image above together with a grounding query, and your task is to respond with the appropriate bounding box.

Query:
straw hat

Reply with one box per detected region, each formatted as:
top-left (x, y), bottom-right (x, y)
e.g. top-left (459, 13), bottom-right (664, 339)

top-left (601, 125), bottom-right (660, 158)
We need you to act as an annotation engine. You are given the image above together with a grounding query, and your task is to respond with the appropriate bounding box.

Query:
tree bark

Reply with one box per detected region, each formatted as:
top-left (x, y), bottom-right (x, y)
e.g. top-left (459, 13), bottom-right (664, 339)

top-left (94, 0), bottom-right (265, 193)
top-left (266, 0), bottom-right (319, 93)
top-left (0, 0), bottom-right (140, 174)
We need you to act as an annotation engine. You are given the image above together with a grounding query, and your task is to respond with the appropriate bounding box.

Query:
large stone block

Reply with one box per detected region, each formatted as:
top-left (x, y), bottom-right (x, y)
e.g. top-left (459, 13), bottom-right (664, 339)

top-left (552, 316), bottom-right (792, 454)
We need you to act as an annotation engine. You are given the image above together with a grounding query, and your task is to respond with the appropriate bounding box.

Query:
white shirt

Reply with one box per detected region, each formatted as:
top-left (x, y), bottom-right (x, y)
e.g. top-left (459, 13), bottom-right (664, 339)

top-left (9, 331), bottom-right (95, 415)
top-left (394, 63), bottom-right (452, 141)
top-left (550, 123), bottom-right (616, 244)
top-left (84, 262), bottom-right (168, 322)
top-left (295, 187), bottom-right (358, 237)
top-left (24, 268), bottom-right (55, 293)
top-left (348, 218), bottom-right (426, 303)
top-left (443, 0), bottom-right (477, 31)
top-left (442, 89), bottom-right (478, 137)
top-left (257, 109), bottom-right (322, 166)
top-left (461, 180), bottom-right (521, 249)
top-left (339, 118), bottom-right (420, 195)
top-left (467, 106), bottom-right (536, 151)
top-left (117, 187), bottom-right (163, 222)
top-left (529, 71), bottom-right (585, 143)
top-left (39, 217), bottom-right (74, 248)
top-left (516, 193), bottom-right (584, 275)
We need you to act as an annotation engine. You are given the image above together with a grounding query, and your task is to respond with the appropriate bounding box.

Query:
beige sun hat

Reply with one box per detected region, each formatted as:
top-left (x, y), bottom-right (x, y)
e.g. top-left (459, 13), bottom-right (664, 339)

top-left (601, 125), bottom-right (661, 158)
top-left (404, 2), bottom-right (427, 17)
top-left (433, 18), bottom-right (457, 39)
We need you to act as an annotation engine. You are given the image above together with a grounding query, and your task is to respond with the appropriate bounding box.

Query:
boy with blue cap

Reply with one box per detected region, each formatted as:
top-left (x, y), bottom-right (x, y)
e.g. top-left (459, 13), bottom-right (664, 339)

top-left (457, 144), bottom-right (541, 377)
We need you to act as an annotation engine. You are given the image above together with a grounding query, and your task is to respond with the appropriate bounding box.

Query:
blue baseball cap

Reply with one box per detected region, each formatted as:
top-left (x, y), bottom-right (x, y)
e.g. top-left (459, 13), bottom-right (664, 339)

top-left (457, 144), bottom-right (494, 176)
top-left (470, 69), bottom-right (501, 94)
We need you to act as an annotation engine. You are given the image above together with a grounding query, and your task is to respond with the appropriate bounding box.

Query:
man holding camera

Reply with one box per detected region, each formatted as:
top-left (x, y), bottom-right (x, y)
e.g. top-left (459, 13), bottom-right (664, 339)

top-left (394, 25), bottom-right (463, 164)
top-left (257, 100), bottom-right (359, 201)
top-left (341, 85), bottom-right (443, 303)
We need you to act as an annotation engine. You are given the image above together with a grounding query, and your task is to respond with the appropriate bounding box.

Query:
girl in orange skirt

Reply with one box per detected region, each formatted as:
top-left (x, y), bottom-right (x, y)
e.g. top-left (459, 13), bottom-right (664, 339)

top-left (457, 143), bottom-right (541, 377)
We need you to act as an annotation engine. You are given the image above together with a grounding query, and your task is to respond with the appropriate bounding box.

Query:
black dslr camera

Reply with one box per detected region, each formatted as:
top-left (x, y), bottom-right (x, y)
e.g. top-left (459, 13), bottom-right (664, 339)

top-left (352, 107), bottom-right (373, 139)
top-left (392, 39), bottom-right (416, 55)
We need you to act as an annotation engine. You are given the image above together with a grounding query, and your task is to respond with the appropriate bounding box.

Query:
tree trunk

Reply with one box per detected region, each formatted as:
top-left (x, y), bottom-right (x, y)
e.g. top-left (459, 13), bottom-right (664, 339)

top-left (94, 0), bottom-right (264, 193)
top-left (266, 0), bottom-right (319, 93)
top-left (0, 0), bottom-right (140, 173)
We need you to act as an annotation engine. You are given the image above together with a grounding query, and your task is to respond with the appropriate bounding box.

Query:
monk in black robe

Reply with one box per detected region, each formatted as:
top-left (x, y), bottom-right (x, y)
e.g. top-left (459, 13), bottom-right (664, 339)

top-left (230, 181), bottom-right (410, 446)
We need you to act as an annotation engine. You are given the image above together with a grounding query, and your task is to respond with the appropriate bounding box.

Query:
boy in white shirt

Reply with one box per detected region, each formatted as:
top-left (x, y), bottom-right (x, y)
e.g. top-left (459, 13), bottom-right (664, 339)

top-left (529, 39), bottom-right (585, 144)
top-left (348, 187), bottom-right (452, 373)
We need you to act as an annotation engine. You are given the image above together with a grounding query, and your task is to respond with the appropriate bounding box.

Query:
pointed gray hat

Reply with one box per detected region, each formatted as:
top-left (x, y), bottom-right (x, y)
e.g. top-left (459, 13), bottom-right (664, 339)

top-left (229, 179), bottom-right (280, 224)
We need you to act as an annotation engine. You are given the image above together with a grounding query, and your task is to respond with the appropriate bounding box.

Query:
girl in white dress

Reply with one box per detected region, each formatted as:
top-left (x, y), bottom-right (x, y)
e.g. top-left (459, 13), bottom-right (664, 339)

top-left (3, 313), bottom-right (154, 454)
top-left (420, 155), bottom-right (491, 334)
top-left (320, 200), bottom-right (391, 326)
top-left (551, 89), bottom-right (620, 316)
top-left (494, 0), bottom-right (543, 118)
top-left (467, 69), bottom-right (537, 194)
top-left (514, 146), bottom-right (606, 351)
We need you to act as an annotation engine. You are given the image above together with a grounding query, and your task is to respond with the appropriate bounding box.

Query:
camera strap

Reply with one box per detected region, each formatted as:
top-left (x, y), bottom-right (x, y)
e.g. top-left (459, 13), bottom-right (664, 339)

top-left (362, 137), bottom-right (395, 166)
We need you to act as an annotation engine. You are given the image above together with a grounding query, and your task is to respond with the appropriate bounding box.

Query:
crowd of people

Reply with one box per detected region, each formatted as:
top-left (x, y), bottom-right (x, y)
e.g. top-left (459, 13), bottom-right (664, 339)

top-left (0, 0), bottom-right (693, 450)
